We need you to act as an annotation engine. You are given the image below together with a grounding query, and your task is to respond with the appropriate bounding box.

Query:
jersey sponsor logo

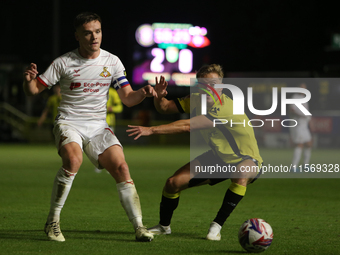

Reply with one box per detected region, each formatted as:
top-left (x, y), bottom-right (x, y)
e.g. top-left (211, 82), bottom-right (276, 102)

top-left (83, 88), bottom-right (99, 93)
top-left (68, 81), bottom-right (111, 93)
top-left (99, 67), bottom-right (112, 78)
top-left (83, 82), bottom-right (110, 93)
top-left (70, 82), bottom-right (81, 90)
top-left (84, 82), bottom-right (110, 87)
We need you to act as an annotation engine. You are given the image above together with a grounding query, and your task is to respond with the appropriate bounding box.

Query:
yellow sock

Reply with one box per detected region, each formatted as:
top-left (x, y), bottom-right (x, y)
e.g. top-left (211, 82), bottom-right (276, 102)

top-left (229, 182), bottom-right (247, 196)
top-left (162, 189), bottom-right (180, 199)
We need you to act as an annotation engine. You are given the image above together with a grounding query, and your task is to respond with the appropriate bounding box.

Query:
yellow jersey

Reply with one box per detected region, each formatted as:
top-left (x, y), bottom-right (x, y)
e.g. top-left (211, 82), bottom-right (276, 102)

top-left (106, 87), bottom-right (123, 127)
top-left (47, 94), bottom-right (62, 121)
top-left (176, 93), bottom-right (263, 165)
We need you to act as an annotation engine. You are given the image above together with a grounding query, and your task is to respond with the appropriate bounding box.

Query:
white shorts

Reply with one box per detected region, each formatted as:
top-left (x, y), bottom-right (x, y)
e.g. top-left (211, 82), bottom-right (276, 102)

top-left (290, 118), bottom-right (312, 144)
top-left (53, 119), bottom-right (122, 169)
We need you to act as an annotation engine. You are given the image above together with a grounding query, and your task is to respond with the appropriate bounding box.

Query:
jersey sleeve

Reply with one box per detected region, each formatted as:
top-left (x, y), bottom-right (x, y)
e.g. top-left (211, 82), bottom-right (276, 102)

top-left (110, 58), bottom-right (130, 90)
top-left (175, 94), bottom-right (191, 113)
top-left (37, 57), bottom-right (65, 89)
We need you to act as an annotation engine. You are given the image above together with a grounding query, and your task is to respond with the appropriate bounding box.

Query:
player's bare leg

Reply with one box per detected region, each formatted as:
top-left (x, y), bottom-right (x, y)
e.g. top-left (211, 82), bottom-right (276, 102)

top-left (303, 141), bottom-right (312, 171)
top-left (99, 145), bottom-right (153, 242)
top-left (291, 143), bottom-right (303, 172)
top-left (45, 142), bottom-right (83, 242)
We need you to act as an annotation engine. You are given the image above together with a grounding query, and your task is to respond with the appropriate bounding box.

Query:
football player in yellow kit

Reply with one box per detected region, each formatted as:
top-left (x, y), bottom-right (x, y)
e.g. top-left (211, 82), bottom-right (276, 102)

top-left (127, 64), bottom-right (263, 241)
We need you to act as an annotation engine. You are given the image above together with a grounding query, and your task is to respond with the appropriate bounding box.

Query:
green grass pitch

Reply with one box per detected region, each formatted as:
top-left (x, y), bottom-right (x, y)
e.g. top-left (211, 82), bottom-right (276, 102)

top-left (0, 144), bottom-right (339, 254)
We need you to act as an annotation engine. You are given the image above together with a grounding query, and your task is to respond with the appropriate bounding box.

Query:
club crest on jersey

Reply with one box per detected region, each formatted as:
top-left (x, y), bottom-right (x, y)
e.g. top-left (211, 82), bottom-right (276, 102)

top-left (100, 67), bottom-right (111, 78)
top-left (210, 107), bottom-right (220, 114)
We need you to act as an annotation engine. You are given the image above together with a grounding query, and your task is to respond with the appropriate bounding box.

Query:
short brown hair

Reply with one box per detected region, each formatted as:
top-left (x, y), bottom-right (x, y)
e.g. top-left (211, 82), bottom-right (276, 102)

top-left (73, 12), bottom-right (102, 30)
top-left (196, 64), bottom-right (224, 78)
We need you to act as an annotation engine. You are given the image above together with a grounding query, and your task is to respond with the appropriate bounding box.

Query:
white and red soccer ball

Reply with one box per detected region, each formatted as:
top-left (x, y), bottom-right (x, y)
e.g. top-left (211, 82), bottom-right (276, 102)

top-left (238, 218), bottom-right (273, 253)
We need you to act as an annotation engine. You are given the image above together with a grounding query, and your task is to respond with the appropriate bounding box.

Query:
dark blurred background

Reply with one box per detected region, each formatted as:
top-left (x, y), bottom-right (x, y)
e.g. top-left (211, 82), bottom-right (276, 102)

top-left (1, 0), bottom-right (340, 146)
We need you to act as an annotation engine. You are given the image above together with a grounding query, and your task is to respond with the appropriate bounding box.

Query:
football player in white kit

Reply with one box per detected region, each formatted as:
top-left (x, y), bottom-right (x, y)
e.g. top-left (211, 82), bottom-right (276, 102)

top-left (23, 12), bottom-right (155, 242)
top-left (289, 83), bottom-right (312, 172)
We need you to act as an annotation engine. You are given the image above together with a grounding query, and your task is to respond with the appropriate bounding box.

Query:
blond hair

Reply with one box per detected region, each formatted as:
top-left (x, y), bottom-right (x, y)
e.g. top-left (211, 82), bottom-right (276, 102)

top-left (196, 64), bottom-right (224, 78)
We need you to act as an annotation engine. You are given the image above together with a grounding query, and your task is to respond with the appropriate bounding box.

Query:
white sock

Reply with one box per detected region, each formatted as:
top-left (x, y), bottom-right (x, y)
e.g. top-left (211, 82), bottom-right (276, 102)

top-left (116, 179), bottom-right (143, 230)
top-left (292, 147), bottom-right (303, 167)
top-left (303, 147), bottom-right (312, 165)
top-left (47, 167), bottom-right (76, 223)
top-left (209, 222), bottom-right (222, 233)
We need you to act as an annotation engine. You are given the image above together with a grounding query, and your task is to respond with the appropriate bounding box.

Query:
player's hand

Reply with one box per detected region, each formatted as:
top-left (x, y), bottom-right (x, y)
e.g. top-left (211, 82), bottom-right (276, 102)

top-left (155, 76), bottom-right (168, 98)
top-left (140, 85), bottom-right (158, 98)
top-left (126, 125), bottom-right (153, 140)
top-left (23, 63), bottom-right (39, 82)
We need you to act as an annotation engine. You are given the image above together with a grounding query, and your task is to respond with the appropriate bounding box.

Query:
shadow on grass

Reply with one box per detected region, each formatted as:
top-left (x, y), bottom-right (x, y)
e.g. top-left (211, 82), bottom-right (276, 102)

top-left (193, 250), bottom-right (247, 254)
top-left (198, 237), bottom-right (247, 254)
top-left (0, 229), bottom-right (140, 242)
top-left (0, 230), bottom-right (46, 241)
top-left (168, 231), bottom-right (205, 240)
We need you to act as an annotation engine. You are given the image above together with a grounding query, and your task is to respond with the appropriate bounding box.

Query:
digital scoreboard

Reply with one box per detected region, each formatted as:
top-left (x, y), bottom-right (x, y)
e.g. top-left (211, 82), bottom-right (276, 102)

top-left (132, 22), bottom-right (210, 86)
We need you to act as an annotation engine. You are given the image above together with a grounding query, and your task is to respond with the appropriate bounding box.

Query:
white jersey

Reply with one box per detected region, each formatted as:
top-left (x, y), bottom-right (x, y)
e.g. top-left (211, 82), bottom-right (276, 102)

top-left (289, 93), bottom-right (310, 119)
top-left (37, 48), bottom-right (129, 121)
top-left (289, 93), bottom-right (312, 143)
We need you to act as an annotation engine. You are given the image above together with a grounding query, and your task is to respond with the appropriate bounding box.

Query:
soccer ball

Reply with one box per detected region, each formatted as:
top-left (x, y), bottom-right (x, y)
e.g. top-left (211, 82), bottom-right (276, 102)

top-left (238, 218), bottom-right (273, 253)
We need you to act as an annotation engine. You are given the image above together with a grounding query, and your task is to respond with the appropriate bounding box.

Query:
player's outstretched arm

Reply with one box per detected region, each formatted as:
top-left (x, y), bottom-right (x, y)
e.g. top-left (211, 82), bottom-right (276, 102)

top-left (117, 85), bottom-right (157, 107)
top-left (127, 115), bottom-right (213, 140)
top-left (23, 63), bottom-right (46, 96)
top-left (153, 76), bottom-right (179, 114)
top-left (127, 120), bottom-right (190, 140)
